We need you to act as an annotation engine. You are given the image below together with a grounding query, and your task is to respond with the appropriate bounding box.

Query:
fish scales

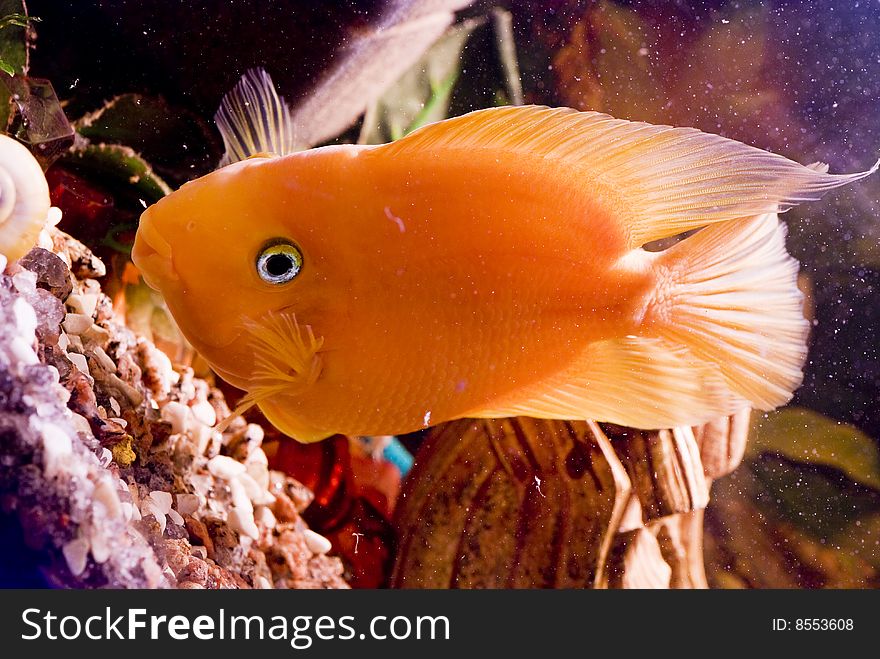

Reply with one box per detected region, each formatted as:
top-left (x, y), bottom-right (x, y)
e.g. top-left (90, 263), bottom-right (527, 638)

top-left (132, 72), bottom-right (878, 442)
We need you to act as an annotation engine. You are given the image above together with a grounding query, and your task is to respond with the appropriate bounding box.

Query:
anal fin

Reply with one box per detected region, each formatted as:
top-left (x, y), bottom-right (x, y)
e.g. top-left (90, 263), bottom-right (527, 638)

top-left (466, 336), bottom-right (744, 430)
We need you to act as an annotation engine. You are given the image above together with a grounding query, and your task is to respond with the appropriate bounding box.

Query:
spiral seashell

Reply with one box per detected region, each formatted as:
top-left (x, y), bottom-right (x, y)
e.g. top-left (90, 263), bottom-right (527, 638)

top-left (0, 135), bottom-right (51, 264)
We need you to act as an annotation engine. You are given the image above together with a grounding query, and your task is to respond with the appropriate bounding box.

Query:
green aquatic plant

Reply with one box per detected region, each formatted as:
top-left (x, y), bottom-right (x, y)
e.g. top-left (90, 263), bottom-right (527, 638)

top-left (0, 7), bottom-right (36, 76)
top-left (0, 0), bottom-right (34, 129)
top-left (706, 407), bottom-right (880, 587)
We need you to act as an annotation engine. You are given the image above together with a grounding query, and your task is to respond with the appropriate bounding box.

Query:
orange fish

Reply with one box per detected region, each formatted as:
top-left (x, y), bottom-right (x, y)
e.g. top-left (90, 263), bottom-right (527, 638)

top-left (132, 70), bottom-right (877, 443)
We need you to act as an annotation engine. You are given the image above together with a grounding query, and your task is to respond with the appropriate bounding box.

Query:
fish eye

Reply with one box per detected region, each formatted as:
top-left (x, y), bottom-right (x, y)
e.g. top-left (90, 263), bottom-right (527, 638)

top-left (256, 240), bottom-right (302, 284)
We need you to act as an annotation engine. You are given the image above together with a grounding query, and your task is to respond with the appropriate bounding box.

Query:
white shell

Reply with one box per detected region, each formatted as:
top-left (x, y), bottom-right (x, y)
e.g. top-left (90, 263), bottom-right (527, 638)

top-left (0, 135), bottom-right (51, 263)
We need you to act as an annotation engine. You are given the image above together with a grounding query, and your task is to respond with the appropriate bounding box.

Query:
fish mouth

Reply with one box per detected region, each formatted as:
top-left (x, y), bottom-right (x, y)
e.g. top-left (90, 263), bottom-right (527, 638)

top-left (132, 218), bottom-right (178, 289)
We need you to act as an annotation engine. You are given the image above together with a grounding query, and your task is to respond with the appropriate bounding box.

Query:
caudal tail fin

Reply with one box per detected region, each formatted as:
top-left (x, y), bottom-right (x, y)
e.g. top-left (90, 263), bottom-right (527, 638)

top-left (645, 213), bottom-right (809, 410)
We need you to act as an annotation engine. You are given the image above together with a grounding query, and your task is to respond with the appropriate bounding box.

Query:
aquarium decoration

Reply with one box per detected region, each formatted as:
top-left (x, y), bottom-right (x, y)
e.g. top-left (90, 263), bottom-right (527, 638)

top-left (1, 0), bottom-right (879, 592)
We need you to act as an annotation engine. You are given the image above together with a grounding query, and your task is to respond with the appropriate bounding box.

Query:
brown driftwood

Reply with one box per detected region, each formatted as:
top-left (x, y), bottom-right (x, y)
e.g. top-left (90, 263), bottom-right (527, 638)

top-left (606, 424), bottom-right (710, 521)
top-left (393, 411), bottom-right (750, 589)
top-left (693, 408), bottom-right (750, 479)
top-left (606, 528), bottom-right (671, 589)
top-left (651, 511), bottom-right (709, 589)
top-left (392, 418), bottom-right (631, 588)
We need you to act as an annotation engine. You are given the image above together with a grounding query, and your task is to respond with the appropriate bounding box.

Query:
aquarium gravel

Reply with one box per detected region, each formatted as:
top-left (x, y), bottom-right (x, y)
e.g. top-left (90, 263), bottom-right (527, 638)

top-left (0, 227), bottom-right (347, 589)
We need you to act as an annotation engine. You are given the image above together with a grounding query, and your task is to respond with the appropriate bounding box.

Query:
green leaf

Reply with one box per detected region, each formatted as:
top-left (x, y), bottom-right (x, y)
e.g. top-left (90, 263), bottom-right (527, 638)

top-left (0, 12), bottom-right (37, 29)
top-left (0, 1), bottom-right (30, 130)
top-left (748, 407), bottom-right (880, 490)
top-left (75, 94), bottom-right (220, 184)
top-left (750, 453), bottom-right (880, 539)
top-left (707, 460), bottom-right (880, 586)
top-left (63, 142), bottom-right (172, 207)
top-left (0, 2), bottom-right (30, 78)
top-left (359, 17), bottom-right (485, 145)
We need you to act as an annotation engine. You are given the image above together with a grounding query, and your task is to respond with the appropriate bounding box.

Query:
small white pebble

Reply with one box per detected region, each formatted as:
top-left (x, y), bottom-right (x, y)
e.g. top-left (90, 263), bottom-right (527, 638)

top-left (10, 336), bottom-right (38, 365)
top-left (57, 332), bottom-right (71, 351)
top-left (303, 529), bottom-right (333, 555)
top-left (161, 401), bottom-right (189, 434)
top-left (237, 471), bottom-right (272, 504)
top-left (120, 502), bottom-right (136, 521)
top-left (66, 293), bottom-right (99, 318)
top-left (207, 454), bottom-right (246, 479)
top-left (175, 493), bottom-right (200, 516)
top-left (228, 478), bottom-right (253, 514)
top-left (97, 447), bottom-right (113, 467)
top-left (41, 423), bottom-right (72, 478)
top-left (192, 423), bottom-right (213, 455)
top-left (68, 412), bottom-right (92, 435)
top-left (83, 323), bottom-right (112, 347)
top-left (108, 417), bottom-right (128, 428)
top-left (108, 396), bottom-right (121, 416)
top-left (246, 446), bottom-right (269, 466)
top-left (67, 334), bottom-right (83, 352)
top-left (142, 501), bottom-right (167, 534)
top-left (244, 424), bottom-right (265, 444)
top-left (12, 269), bottom-right (37, 293)
top-left (246, 460), bottom-right (271, 491)
top-left (90, 346), bottom-right (117, 373)
top-left (89, 528), bottom-right (110, 564)
top-left (149, 490), bottom-right (173, 514)
top-left (167, 508), bottom-right (184, 526)
top-left (190, 399), bottom-right (216, 426)
top-left (93, 479), bottom-right (122, 518)
top-left (141, 343), bottom-right (179, 396)
top-left (66, 351), bottom-right (90, 377)
top-left (47, 206), bottom-right (63, 227)
top-left (176, 370), bottom-right (196, 402)
top-left (203, 430), bottom-right (222, 458)
top-left (228, 507), bottom-right (259, 540)
top-left (37, 230), bottom-right (53, 251)
top-left (62, 313), bottom-right (93, 335)
top-left (255, 506), bottom-right (276, 530)
top-left (13, 297), bottom-right (37, 338)
top-left (46, 364), bottom-right (61, 382)
top-left (108, 374), bottom-right (143, 405)
top-left (62, 538), bottom-right (90, 576)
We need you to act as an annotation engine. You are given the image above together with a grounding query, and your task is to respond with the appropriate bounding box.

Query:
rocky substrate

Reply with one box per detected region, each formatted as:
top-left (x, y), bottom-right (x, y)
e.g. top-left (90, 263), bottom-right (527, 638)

top-left (0, 228), bottom-right (348, 589)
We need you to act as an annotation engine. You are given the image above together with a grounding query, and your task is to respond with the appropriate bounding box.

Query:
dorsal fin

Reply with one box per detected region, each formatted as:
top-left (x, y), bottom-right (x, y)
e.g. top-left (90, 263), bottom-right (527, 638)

top-left (215, 68), bottom-right (296, 167)
top-left (381, 105), bottom-right (878, 247)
